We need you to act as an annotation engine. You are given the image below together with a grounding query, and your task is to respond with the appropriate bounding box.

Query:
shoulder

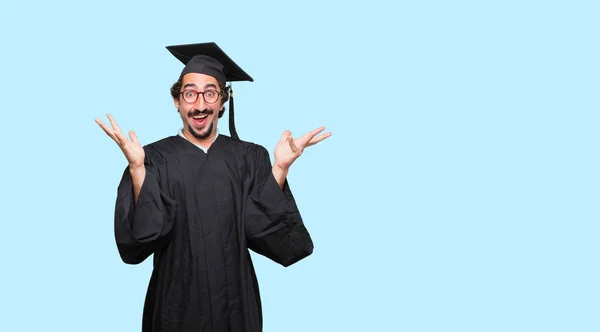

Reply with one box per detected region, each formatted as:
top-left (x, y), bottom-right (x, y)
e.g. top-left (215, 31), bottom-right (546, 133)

top-left (233, 138), bottom-right (269, 159)
top-left (140, 136), bottom-right (181, 163)
top-left (217, 136), bottom-right (271, 167)
top-left (144, 136), bottom-right (175, 151)
top-left (217, 135), bottom-right (268, 156)
top-left (142, 135), bottom-right (200, 158)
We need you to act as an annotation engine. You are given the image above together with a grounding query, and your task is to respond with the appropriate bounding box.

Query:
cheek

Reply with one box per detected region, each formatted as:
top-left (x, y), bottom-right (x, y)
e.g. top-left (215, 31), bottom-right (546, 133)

top-left (179, 103), bottom-right (195, 114)
top-left (213, 109), bottom-right (222, 122)
top-left (179, 106), bottom-right (192, 119)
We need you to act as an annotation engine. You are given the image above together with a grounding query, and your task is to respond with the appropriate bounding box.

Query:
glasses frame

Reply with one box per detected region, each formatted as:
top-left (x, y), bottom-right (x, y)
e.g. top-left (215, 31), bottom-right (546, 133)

top-left (180, 89), bottom-right (222, 104)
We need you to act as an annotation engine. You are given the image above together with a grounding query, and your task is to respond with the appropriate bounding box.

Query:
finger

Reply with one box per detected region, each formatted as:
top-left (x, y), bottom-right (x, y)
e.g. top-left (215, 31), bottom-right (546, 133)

top-left (298, 126), bottom-right (326, 146)
top-left (114, 130), bottom-right (129, 146)
top-left (280, 130), bottom-right (292, 143)
top-left (107, 113), bottom-right (122, 133)
top-left (95, 118), bottom-right (110, 133)
top-left (306, 132), bottom-right (332, 147)
top-left (129, 130), bottom-right (140, 145)
top-left (95, 118), bottom-right (119, 142)
top-left (311, 126), bottom-right (326, 135)
top-left (287, 135), bottom-right (299, 156)
top-left (300, 126), bottom-right (325, 140)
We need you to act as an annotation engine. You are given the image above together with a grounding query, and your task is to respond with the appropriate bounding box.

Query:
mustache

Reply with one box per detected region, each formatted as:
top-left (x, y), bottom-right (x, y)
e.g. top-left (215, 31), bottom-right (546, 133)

top-left (187, 109), bottom-right (214, 117)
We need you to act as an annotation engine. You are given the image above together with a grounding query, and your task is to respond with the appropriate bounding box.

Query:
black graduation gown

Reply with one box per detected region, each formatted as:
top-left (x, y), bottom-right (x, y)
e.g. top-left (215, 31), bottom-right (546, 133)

top-left (113, 134), bottom-right (313, 332)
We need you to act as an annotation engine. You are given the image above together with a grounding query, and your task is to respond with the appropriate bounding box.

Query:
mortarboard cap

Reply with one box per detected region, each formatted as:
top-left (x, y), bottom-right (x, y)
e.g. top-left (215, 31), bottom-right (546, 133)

top-left (166, 42), bottom-right (254, 83)
top-left (166, 42), bottom-right (254, 141)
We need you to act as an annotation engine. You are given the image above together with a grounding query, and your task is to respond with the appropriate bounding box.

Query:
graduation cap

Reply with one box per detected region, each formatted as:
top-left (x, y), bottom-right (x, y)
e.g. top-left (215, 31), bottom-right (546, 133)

top-left (166, 42), bottom-right (254, 141)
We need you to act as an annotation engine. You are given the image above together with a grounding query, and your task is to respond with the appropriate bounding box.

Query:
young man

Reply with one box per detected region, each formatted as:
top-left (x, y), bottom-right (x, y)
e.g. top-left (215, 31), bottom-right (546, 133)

top-left (96, 42), bottom-right (330, 331)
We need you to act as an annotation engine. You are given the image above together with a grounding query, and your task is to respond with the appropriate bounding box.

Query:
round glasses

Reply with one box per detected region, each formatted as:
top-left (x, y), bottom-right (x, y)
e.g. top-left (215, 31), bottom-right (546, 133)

top-left (180, 89), bottom-right (221, 104)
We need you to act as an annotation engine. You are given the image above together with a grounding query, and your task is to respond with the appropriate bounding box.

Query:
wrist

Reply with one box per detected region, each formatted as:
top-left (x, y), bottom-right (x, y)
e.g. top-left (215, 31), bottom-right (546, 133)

top-left (273, 163), bottom-right (288, 175)
top-left (272, 164), bottom-right (289, 182)
top-left (272, 164), bottom-right (288, 189)
top-left (129, 163), bottom-right (145, 173)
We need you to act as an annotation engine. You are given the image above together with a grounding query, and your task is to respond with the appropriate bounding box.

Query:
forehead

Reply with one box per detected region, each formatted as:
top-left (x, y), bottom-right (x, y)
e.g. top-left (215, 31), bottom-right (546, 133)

top-left (181, 73), bottom-right (220, 87)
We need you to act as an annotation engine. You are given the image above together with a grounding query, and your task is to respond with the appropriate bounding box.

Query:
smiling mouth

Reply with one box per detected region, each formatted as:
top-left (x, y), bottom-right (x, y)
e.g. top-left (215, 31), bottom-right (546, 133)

top-left (188, 108), bottom-right (214, 127)
top-left (190, 113), bottom-right (210, 127)
top-left (192, 114), bottom-right (208, 120)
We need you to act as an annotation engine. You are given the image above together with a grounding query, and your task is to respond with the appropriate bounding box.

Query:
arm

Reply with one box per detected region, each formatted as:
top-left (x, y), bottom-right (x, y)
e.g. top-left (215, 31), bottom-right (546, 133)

top-left (245, 127), bottom-right (331, 266)
top-left (271, 164), bottom-right (288, 189)
top-left (245, 146), bottom-right (313, 267)
top-left (114, 150), bottom-right (177, 265)
top-left (95, 114), bottom-right (176, 265)
top-left (130, 164), bottom-right (146, 205)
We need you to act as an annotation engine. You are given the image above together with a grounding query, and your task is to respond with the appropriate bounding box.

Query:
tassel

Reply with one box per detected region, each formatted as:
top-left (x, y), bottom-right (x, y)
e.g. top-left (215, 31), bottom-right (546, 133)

top-left (229, 86), bottom-right (240, 141)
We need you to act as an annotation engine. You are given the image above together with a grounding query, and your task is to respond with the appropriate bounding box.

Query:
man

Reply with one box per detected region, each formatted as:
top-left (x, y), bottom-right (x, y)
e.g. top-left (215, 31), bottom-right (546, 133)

top-left (95, 42), bottom-right (330, 331)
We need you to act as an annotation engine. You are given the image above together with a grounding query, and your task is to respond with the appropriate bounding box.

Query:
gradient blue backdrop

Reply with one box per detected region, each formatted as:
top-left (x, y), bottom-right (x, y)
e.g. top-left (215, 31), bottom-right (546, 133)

top-left (1, 1), bottom-right (598, 331)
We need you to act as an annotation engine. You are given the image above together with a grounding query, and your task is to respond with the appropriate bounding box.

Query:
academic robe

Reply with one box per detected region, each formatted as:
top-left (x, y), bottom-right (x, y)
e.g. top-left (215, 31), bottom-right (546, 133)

top-left (113, 134), bottom-right (313, 332)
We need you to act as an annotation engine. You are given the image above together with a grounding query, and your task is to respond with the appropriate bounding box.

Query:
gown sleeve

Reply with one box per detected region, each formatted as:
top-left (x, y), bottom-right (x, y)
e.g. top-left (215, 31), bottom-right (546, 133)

top-left (245, 145), bottom-right (314, 267)
top-left (114, 146), bottom-right (178, 265)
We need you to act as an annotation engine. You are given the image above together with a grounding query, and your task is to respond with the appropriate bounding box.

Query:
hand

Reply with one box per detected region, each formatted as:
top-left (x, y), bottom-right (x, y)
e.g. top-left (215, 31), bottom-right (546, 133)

top-left (274, 126), bottom-right (331, 171)
top-left (95, 114), bottom-right (145, 169)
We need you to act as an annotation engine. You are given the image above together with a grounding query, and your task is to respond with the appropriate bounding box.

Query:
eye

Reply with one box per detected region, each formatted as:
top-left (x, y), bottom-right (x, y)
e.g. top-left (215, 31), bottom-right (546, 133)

top-left (184, 91), bottom-right (196, 98)
top-left (205, 90), bottom-right (216, 98)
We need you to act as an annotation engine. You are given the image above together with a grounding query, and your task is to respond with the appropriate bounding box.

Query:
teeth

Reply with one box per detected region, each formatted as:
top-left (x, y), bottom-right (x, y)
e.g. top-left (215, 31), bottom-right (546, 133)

top-left (192, 115), bottom-right (207, 119)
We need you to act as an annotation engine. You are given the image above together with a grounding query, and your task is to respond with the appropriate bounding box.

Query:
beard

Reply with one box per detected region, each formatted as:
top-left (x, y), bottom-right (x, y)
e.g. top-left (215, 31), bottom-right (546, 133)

top-left (188, 122), bottom-right (214, 139)
top-left (185, 108), bottom-right (215, 139)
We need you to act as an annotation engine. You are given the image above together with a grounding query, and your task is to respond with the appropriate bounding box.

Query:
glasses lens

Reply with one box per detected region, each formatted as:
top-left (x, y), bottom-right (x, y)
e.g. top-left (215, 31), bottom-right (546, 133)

top-left (182, 90), bottom-right (198, 103)
top-left (204, 90), bottom-right (219, 104)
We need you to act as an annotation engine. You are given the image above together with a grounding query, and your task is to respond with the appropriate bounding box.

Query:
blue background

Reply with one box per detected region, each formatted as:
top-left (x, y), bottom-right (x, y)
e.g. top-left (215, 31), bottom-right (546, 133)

top-left (1, 1), bottom-right (598, 331)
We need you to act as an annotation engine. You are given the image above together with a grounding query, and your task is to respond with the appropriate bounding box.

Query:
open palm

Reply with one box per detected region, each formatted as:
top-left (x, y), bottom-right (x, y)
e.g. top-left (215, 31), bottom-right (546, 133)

top-left (95, 114), bottom-right (145, 168)
top-left (274, 126), bottom-right (331, 170)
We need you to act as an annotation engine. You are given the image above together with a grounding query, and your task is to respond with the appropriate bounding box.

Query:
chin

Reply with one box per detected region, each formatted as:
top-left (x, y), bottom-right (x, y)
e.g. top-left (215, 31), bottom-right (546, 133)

top-left (188, 123), bottom-right (214, 140)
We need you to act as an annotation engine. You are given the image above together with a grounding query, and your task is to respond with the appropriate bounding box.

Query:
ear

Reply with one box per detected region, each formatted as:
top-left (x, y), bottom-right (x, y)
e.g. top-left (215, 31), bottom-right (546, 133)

top-left (174, 97), bottom-right (180, 110)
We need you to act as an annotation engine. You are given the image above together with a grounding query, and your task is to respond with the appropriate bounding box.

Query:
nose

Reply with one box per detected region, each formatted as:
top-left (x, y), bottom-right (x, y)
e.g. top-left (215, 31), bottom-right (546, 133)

top-left (194, 94), bottom-right (207, 109)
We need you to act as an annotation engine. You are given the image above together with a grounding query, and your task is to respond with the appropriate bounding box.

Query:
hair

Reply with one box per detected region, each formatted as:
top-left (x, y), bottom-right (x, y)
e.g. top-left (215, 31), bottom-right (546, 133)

top-left (170, 77), bottom-right (230, 118)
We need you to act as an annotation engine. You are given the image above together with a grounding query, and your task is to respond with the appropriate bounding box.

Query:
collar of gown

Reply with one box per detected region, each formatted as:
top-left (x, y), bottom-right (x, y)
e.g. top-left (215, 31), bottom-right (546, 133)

top-left (177, 128), bottom-right (220, 153)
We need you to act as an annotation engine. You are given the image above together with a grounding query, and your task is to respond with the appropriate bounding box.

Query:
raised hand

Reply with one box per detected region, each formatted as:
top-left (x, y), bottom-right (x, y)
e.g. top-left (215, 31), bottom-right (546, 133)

top-left (95, 114), bottom-right (145, 169)
top-left (274, 126), bottom-right (331, 171)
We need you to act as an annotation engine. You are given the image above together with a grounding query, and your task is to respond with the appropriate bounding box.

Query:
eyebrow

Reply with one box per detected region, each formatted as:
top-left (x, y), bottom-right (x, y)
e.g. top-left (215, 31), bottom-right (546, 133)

top-left (183, 83), bottom-right (198, 90)
top-left (182, 83), bottom-right (218, 90)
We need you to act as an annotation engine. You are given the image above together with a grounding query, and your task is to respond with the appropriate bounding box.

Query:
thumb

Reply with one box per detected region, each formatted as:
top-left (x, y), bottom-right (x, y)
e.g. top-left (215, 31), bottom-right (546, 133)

top-left (280, 130), bottom-right (292, 143)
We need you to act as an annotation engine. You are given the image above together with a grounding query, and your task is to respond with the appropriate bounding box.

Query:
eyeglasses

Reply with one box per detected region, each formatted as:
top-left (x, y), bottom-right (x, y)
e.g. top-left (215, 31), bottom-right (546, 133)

top-left (180, 89), bottom-right (221, 104)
